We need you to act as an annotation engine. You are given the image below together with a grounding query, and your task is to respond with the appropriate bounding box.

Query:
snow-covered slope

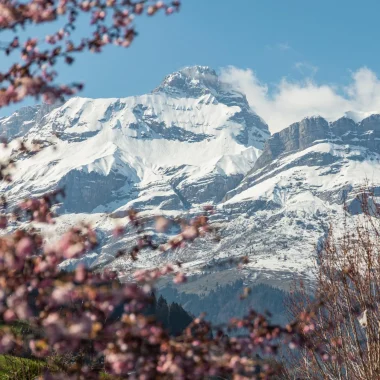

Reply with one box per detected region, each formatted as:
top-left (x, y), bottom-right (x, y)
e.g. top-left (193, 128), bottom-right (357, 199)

top-left (216, 115), bottom-right (380, 286)
top-left (3, 66), bottom-right (269, 213)
top-left (3, 66), bottom-right (380, 293)
top-left (0, 65), bottom-right (270, 272)
top-left (103, 114), bottom-right (380, 290)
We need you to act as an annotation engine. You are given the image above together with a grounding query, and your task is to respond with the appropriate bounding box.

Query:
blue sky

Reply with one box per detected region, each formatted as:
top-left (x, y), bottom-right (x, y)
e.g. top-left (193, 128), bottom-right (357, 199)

top-left (63, 0), bottom-right (380, 97)
top-left (2, 0), bottom-right (380, 131)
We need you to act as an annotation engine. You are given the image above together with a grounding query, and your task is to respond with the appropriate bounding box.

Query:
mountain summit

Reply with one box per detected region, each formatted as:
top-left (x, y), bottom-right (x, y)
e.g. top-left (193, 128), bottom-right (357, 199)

top-left (154, 66), bottom-right (221, 97)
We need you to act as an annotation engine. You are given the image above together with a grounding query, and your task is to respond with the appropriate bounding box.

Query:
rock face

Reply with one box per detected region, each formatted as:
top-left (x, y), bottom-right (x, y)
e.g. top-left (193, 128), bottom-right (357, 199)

top-left (57, 170), bottom-right (128, 213)
top-left (254, 116), bottom-right (330, 170)
top-left (0, 102), bottom-right (61, 140)
top-left (3, 66), bottom-right (380, 320)
top-left (254, 115), bottom-right (380, 171)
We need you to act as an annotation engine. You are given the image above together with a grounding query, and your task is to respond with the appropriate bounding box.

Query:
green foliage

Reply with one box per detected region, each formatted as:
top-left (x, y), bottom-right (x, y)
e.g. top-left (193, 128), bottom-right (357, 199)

top-left (0, 294), bottom-right (192, 379)
top-left (150, 294), bottom-right (193, 335)
top-left (0, 355), bottom-right (123, 379)
top-left (0, 355), bottom-right (46, 380)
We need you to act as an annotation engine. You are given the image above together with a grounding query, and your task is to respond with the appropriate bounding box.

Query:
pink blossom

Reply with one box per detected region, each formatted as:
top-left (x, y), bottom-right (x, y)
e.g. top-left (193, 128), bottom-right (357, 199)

top-left (173, 272), bottom-right (187, 284)
top-left (16, 237), bottom-right (33, 257)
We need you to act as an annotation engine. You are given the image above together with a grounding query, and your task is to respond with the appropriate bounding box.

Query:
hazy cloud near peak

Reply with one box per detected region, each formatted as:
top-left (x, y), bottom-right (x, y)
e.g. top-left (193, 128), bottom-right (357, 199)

top-left (220, 66), bottom-right (380, 133)
top-left (294, 62), bottom-right (319, 77)
top-left (265, 42), bottom-right (291, 52)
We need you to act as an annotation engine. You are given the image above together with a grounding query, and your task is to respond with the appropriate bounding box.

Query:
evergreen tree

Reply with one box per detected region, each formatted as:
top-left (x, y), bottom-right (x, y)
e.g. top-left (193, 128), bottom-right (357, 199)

top-left (168, 302), bottom-right (193, 336)
top-left (156, 295), bottom-right (170, 329)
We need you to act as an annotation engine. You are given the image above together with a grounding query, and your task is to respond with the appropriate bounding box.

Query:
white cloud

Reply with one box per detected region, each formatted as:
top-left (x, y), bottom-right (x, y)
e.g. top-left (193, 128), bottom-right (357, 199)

top-left (266, 42), bottom-right (291, 52)
top-left (294, 61), bottom-right (319, 77)
top-left (220, 66), bottom-right (380, 133)
top-left (278, 42), bottom-right (291, 51)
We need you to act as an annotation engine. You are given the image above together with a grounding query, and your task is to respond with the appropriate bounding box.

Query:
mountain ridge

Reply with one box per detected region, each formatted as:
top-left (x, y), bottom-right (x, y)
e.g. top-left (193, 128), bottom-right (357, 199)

top-left (253, 114), bottom-right (380, 172)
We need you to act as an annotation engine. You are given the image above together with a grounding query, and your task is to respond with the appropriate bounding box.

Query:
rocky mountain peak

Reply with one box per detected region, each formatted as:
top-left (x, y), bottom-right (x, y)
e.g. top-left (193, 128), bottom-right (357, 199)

top-left (360, 113), bottom-right (380, 132)
top-left (153, 66), bottom-right (220, 97)
top-left (153, 65), bottom-right (253, 108)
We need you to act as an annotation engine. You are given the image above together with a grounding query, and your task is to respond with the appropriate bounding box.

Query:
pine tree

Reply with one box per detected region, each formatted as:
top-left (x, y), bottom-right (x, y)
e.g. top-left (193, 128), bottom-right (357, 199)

top-left (168, 302), bottom-right (193, 336)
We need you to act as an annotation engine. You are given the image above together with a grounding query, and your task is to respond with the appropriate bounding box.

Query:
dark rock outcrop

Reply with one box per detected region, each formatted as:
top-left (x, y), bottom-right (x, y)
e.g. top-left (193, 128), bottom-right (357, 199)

top-left (253, 115), bottom-right (380, 172)
top-left (58, 169), bottom-right (127, 213)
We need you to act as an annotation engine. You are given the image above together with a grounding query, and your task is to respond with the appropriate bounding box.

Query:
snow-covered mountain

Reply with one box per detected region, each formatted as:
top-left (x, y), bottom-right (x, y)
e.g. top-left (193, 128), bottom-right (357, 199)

top-left (0, 66), bottom-right (269, 270)
top-left (219, 115), bottom-right (380, 288)
top-left (2, 66), bottom-right (268, 212)
top-left (2, 65), bottom-right (380, 298)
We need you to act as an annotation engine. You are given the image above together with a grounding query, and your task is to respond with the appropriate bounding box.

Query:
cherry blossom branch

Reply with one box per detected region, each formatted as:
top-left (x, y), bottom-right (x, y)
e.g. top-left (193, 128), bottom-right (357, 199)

top-left (0, 0), bottom-right (180, 107)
